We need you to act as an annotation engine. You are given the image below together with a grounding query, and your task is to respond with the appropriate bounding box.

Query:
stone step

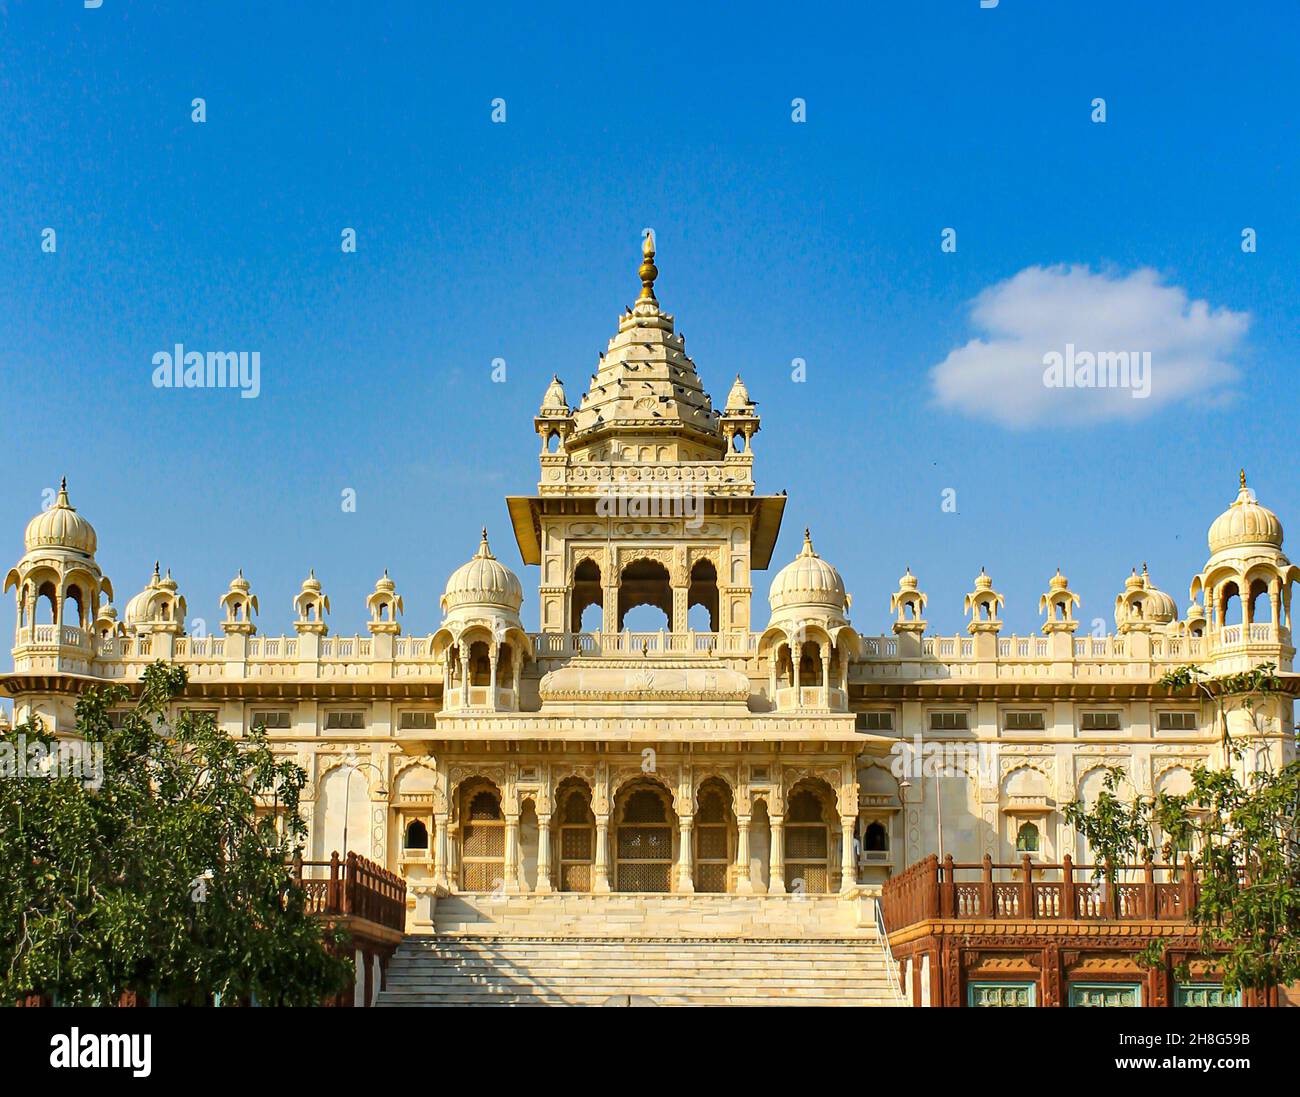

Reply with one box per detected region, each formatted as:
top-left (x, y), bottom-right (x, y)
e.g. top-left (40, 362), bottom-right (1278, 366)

top-left (376, 931), bottom-right (905, 1007)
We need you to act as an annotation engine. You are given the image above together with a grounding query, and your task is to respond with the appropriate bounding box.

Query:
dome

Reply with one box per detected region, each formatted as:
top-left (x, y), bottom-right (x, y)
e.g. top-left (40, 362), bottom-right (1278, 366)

top-left (898, 568), bottom-right (919, 591)
top-left (1048, 568), bottom-right (1069, 591)
top-left (1208, 471), bottom-right (1283, 555)
top-left (725, 374), bottom-right (753, 413)
top-left (1115, 565), bottom-right (1176, 627)
top-left (442, 530), bottom-right (524, 614)
top-left (769, 530), bottom-right (848, 614)
top-left (24, 479), bottom-right (97, 556)
top-left (124, 563), bottom-right (164, 626)
top-left (539, 375), bottom-right (569, 414)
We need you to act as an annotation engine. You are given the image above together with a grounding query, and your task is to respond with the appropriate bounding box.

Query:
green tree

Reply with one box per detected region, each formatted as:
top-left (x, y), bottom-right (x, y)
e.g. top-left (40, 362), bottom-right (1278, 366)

top-left (0, 662), bottom-right (353, 1005)
top-left (1063, 662), bottom-right (1300, 995)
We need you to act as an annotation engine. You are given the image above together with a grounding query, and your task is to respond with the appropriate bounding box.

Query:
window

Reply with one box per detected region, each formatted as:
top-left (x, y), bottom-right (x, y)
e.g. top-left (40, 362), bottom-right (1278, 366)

top-left (1004, 711), bottom-right (1045, 731)
top-left (403, 819), bottom-right (429, 851)
top-left (863, 821), bottom-right (889, 853)
top-left (1158, 712), bottom-right (1197, 732)
top-left (1068, 983), bottom-right (1142, 1007)
top-left (107, 710), bottom-right (129, 729)
top-left (251, 710), bottom-right (291, 730)
top-left (1015, 821), bottom-right (1040, 853)
top-left (929, 711), bottom-right (969, 731)
top-left (1081, 711), bottom-right (1122, 731)
top-left (858, 711), bottom-right (894, 732)
top-left (1175, 984), bottom-right (1241, 1007)
top-left (324, 711), bottom-right (366, 730)
top-left (967, 981), bottom-right (1036, 1007)
top-left (399, 711), bottom-right (434, 730)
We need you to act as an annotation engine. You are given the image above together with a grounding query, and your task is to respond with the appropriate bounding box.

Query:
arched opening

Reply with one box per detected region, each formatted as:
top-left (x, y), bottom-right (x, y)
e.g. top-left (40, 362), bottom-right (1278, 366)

top-left (468, 640), bottom-right (491, 686)
top-left (694, 779), bottom-right (734, 893)
top-left (798, 641), bottom-right (824, 688)
top-left (687, 559), bottom-right (718, 632)
top-left (1219, 581), bottom-right (1243, 627)
top-left (62, 584), bottom-right (85, 629)
top-left (459, 785), bottom-right (505, 892)
top-left (498, 644), bottom-right (514, 682)
top-left (1015, 821), bottom-right (1040, 853)
top-left (555, 780), bottom-right (595, 892)
top-left (404, 819), bottom-right (429, 851)
top-left (785, 783), bottom-right (833, 894)
top-left (614, 781), bottom-right (675, 893)
top-left (1247, 578), bottom-right (1271, 625)
top-left (774, 643), bottom-right (793, 689)
top-left (617, 558), bottom-right (672, 631)
top-left (863, 821), bottom-right (888, 852)
top-left (571, 559), bottom-right (603, 633)
top-left (547, 431), bottom-right (560, 454)
top-left (35, 581), bottom-right (57, 627)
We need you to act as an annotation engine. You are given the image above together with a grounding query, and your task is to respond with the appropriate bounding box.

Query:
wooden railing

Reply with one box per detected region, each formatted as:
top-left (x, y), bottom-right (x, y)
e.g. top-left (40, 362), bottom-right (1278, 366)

top-left (290, 851), bottom-right (407, 932)
top-left (880, 853), bottom-right (1198, 931)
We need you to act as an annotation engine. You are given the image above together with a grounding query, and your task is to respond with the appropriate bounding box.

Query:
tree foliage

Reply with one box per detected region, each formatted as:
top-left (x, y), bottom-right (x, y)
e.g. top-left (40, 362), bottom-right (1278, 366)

top-left (1063, 662), bottom-right (1300, 994)
top-left (0, 662), bottom-right (353, 1005)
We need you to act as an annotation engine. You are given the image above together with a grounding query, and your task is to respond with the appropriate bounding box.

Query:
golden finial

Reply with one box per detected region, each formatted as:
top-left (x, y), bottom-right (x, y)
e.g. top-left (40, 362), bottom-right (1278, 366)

top-left (1240, 467), bottom-right (1247, 490)
top-left (638, 231), bottom-right (658, 303)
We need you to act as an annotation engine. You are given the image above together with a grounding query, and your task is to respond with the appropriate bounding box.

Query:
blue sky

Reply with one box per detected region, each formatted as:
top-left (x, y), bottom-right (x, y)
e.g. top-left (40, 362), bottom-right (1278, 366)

top-left (1, 1), bottom-right (1296, 640)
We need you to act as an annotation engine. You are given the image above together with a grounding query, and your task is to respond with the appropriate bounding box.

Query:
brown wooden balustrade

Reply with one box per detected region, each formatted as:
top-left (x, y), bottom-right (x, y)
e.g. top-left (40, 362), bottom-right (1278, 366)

top-left (290, 850), bottom-right (407, 934)
top-left (881, 852), bottom-right (1199, 931)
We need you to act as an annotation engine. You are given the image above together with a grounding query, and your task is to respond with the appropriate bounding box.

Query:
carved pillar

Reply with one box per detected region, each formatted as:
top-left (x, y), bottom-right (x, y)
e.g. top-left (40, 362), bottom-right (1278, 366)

top-left (488, 643), bottom-right (499, 702)
top-left (602, 582), bottom-right (618, 634)
top-left (672, 583), bottom-right (687, 634)
top-left (536, 812), bottom-right (553, 894)
top-left (768, 815), bottom-right (786, 894)
top-left (735, 814), bottom-right (753, 894)
top-left (593, 815), bottom-right (611, 893)
top-left (432, 812), bottom-right (449, 888)
top-left (446, 822), bottom-right (460, 889)
top-left (503, 811), bottom-right (520, 891)
top-left (676, 814), bottom-right (694, 892)
top-left (840, 816), bottom-right (857, 892)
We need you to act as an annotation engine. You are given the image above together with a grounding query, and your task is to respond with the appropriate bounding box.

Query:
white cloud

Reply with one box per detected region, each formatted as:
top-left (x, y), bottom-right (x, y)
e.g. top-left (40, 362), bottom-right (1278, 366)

top-left (928, 265), bottom-right (1249, 428)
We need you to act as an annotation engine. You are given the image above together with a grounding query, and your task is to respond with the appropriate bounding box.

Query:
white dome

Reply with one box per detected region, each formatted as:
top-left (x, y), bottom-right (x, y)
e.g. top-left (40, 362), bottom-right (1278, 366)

top-left (1208, 472), bottom-right (1283, 555)
top-left (24, 480), bottom-right (96, 556)
top-left (124, 564), bottom-right (165, 626)
top-left (769, 530), bottom-right (847, 614)
top-left (442, 530), bottom-right (523, 614)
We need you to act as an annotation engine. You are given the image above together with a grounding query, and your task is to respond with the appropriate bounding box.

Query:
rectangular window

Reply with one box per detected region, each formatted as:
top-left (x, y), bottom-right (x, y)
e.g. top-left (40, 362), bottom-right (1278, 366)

top-left (107, 710), bottom-right (129, 729)
top-left (967, 981), bottom-right (1036, 1007)
top-left (324, 711), bottom-right (366, 730)
top-left (858, 711), bottom-right (894, 732)
top-left (1081, 711), bottom-right (1122, 732)
top-left (1004, 711), bottom-right (1045, 731)
top-left (1068, 982), bottom-right (1142, 1007)
top-left (1158, 712), bottom-right (1198, 732)
top-left (399, 711), bottom-right (434, 730)
top-left (251, 710), bottom-right (291, 730)
top-left (1175, 984), bottom-right (1241, 1007)
top-left (929, 711), bottom-right (969, 731)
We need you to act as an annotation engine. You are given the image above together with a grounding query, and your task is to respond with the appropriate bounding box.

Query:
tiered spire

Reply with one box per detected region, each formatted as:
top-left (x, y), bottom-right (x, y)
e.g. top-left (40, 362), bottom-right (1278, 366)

top-left (567, 234), bottom-right (724, 461)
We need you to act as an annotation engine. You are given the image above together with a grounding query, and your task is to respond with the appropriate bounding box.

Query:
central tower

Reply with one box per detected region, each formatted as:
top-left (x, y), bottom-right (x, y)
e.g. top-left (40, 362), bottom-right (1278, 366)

top-left (507, 234), bottom-right (786, 641)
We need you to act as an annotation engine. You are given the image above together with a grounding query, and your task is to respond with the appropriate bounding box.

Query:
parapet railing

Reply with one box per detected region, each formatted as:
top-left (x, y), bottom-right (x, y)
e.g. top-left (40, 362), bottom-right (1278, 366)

top-left (880, 853), bottom-right (1200, 932)
top-left (290, 851), bottom-right (407, 933)
top-left (19, 624), bottom-right (1290, 678)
